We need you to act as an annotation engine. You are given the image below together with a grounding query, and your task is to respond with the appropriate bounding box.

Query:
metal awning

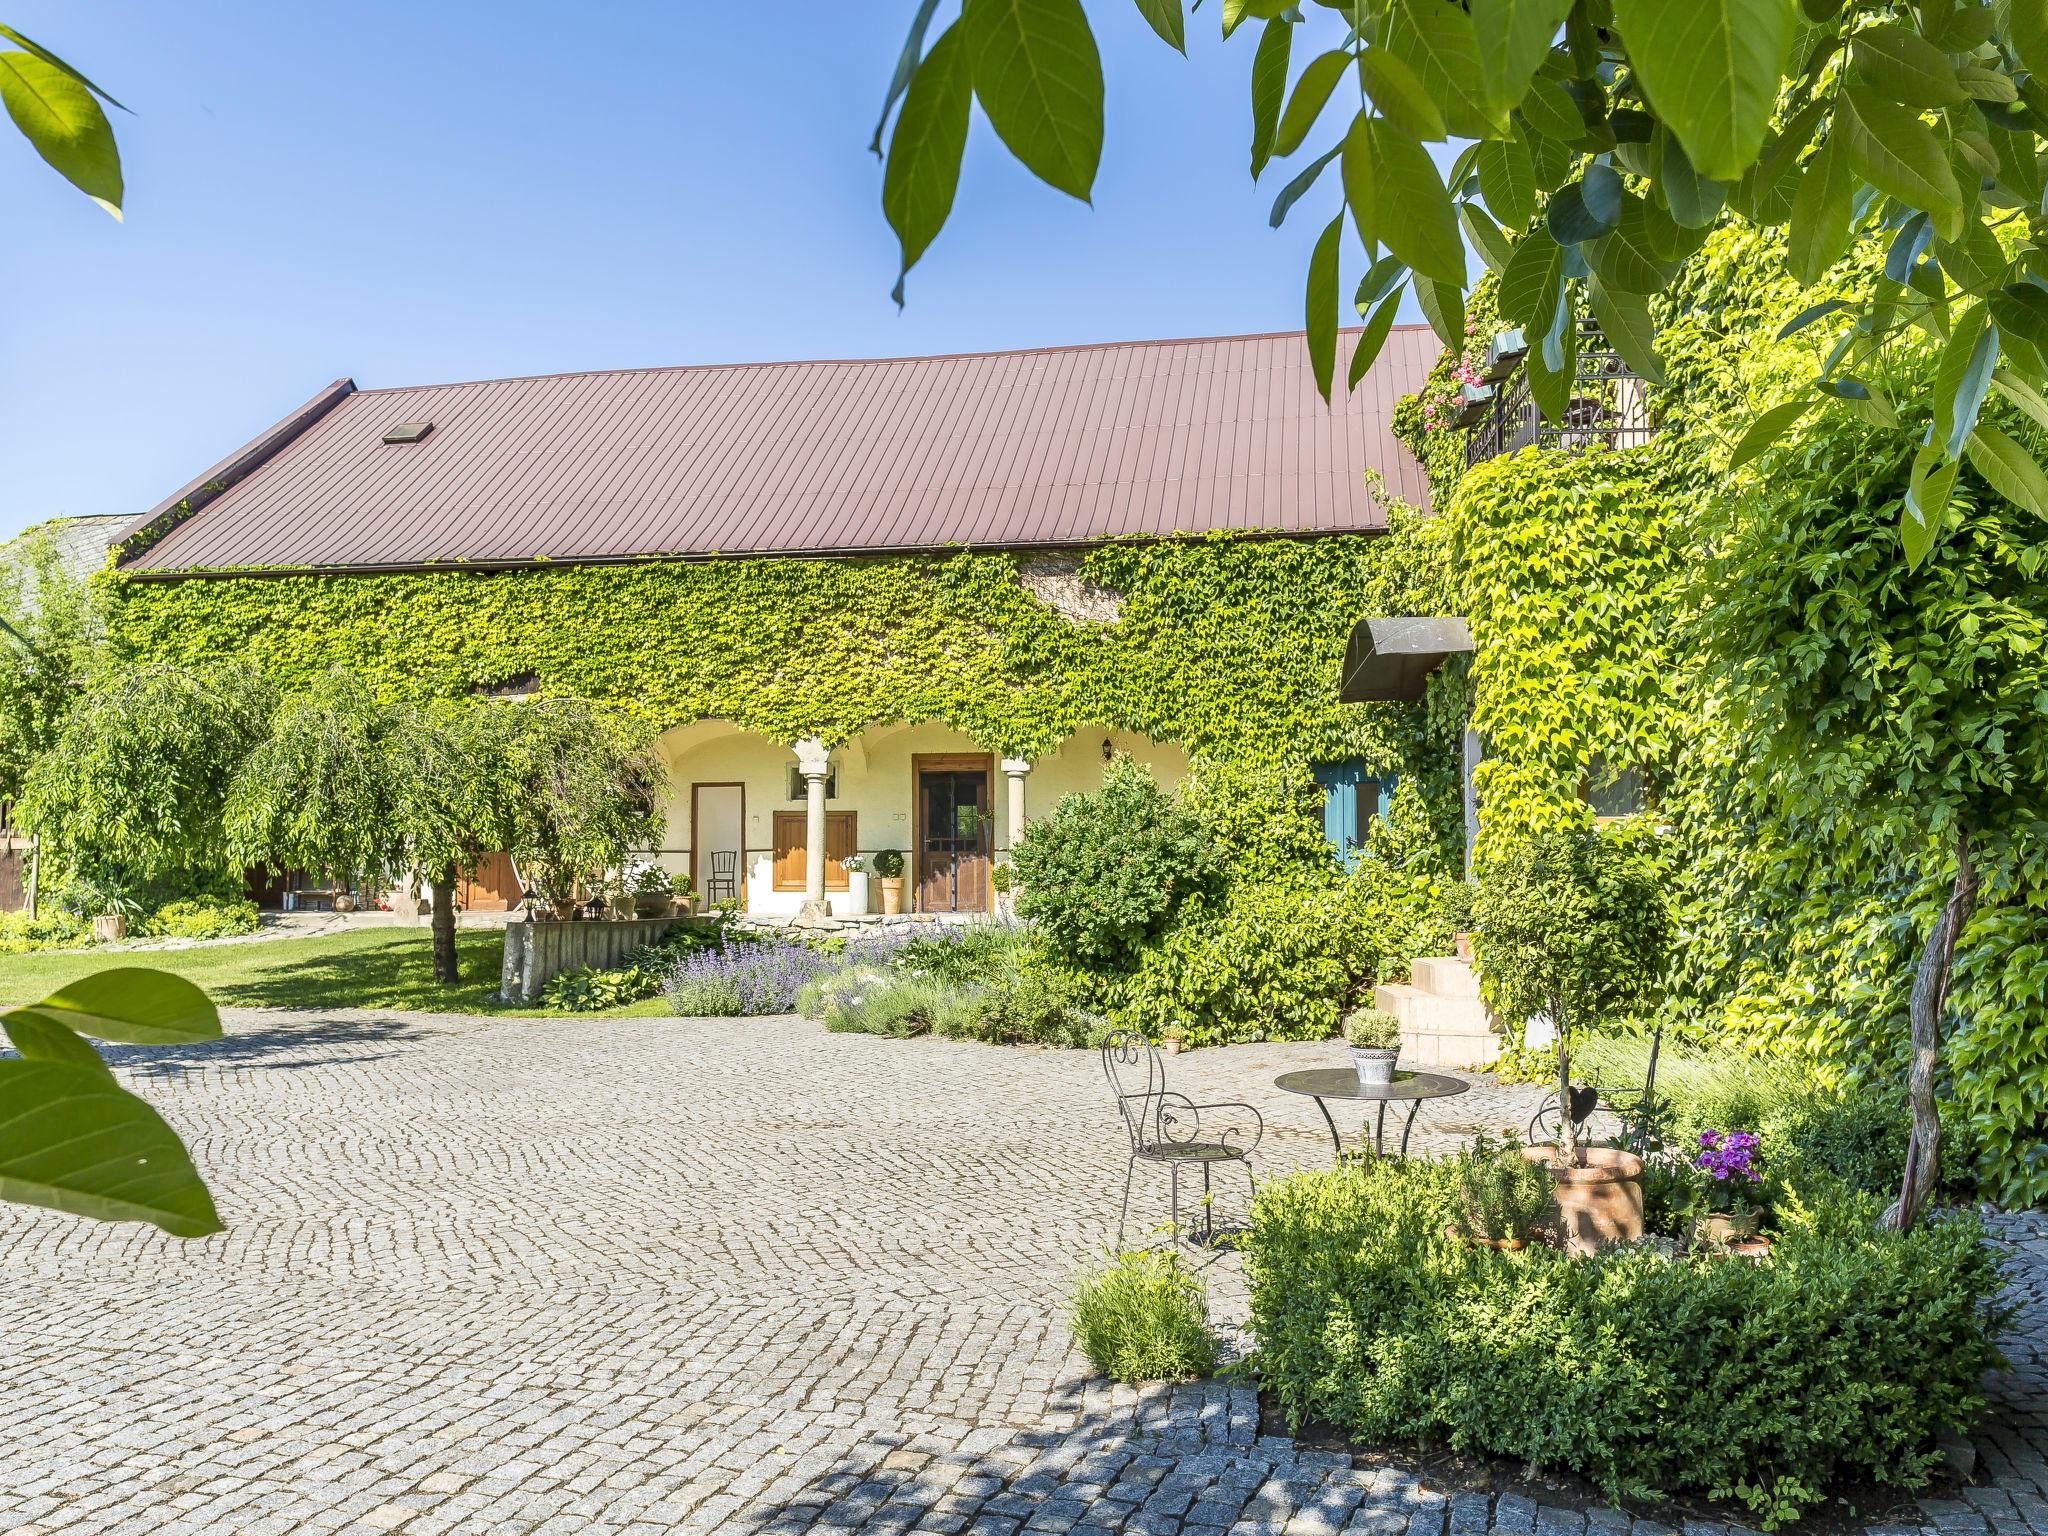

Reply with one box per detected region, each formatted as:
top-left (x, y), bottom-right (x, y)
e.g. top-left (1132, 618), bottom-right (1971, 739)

top-left (1338, 616), bottom-right (1473, 702)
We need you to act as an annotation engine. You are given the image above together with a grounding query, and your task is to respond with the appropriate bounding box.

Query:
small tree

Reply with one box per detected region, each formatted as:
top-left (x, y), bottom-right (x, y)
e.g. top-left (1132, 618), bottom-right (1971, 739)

top-left (225, 669), bottom-right (411, 899)
top-left (467, 696), bottom-right (664, 922)
top-left (1011, 755), bottom-right (1220, 973)
top-left (0, 525), bottom-right (103, 806)
top-left (1472, 822), bottom-right (1672, 1162)
top-left (19, 662), bottom-right (274, 902)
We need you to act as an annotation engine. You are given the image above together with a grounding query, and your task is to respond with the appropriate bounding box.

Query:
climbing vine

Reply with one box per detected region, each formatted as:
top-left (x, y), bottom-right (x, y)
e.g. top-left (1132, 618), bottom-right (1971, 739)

top-left (102, 516), bottom-right (1459, 841)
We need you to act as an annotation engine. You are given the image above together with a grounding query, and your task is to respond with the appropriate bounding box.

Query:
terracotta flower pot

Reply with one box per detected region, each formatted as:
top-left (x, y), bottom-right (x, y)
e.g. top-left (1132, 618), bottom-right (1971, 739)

top-left (879, 876), bottom-right (904, 916)
top-left (1454, 931), bottom-right (1476, 964)
top-left (1691, 1210), bottom-right (1762, 1248)
top-left (1521, 1145), bottom-right (1644, 1255)
top-left (91, 913), bottom-right (128, 942)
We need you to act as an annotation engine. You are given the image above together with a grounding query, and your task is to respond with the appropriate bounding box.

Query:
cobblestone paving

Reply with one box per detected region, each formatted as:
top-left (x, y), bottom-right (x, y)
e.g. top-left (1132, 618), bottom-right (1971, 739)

top-left (0, 1009), bottom-right (2038, 1536)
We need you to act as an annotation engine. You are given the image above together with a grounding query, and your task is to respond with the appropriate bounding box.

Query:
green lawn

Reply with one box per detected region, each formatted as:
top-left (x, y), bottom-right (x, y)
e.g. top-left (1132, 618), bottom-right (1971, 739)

top-left (0, 928), bottom-right (671, 1017)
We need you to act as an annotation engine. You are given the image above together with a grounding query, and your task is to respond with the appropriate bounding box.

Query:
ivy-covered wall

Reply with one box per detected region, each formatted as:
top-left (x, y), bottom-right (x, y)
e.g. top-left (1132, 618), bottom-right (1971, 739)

top-left (102, 517), bottom-right (1457, 812)
top-left (1399, 225), bottom-right (2048, 1206)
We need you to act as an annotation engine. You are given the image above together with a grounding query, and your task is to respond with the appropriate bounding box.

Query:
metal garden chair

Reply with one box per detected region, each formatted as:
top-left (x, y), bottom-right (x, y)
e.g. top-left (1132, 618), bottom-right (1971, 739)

top-left (1099, 1028), bottom-right (1263, 1249)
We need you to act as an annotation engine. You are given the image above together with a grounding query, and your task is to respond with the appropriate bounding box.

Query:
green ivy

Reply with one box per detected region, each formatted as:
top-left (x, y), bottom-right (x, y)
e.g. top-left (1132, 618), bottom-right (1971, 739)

top-left (103, 527), bottom-right (1443, 775)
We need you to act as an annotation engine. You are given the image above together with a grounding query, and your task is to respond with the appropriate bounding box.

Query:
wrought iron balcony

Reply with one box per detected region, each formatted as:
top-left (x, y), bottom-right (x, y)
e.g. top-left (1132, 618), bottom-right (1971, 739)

top-left (1464, 320), bottom-right (1656, 467)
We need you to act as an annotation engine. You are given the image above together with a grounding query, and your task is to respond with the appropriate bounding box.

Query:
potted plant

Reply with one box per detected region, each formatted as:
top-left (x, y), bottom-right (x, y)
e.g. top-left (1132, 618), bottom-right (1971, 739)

top-left (671, 873), bottom-right (696, 917)
top-left (1160, 1022), bottom-right (1187, 1056)
top-left (1688, 1128), bottom-right (1769, 1248)
top-left (872, 848), bottom-right (906, 915)
top-left (629, 861), bottom-right (675, 919)
top-left (71, 871), bottom-right (140, 943)
top-left (1450, 1133), bottom-right (1550, 1249)
top-left (1441, 876), bottom-right (1479, 964)
top-left (1473, 823), bottom-right (1673, 1255)
top-left (1342, 1006), bottom-right (1402, 1087)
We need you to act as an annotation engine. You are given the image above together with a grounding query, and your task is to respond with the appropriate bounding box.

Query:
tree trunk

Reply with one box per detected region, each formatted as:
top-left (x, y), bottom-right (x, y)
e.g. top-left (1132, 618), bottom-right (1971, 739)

top-left (1883, 825), bottom-right (1976, 1232)
top-left (430, 863), bottom-right (459, 986)
top-left (1554, 995), bottom-right (1577, 1163)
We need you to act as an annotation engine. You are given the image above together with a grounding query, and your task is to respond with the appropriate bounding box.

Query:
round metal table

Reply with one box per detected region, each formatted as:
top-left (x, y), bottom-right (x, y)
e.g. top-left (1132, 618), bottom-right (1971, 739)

top-left (1274, 1068), bottom-right (1471, 1161)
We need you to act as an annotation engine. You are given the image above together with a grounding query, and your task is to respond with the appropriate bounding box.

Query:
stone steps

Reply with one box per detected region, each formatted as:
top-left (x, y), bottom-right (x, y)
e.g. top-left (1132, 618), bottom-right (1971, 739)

top-left (1376, 954), bottom-right (1499, 1070)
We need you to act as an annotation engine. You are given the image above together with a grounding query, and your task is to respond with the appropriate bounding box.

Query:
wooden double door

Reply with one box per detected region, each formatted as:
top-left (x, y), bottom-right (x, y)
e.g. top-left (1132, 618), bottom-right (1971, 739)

top-left (915, 754), bottom-right (993, 914)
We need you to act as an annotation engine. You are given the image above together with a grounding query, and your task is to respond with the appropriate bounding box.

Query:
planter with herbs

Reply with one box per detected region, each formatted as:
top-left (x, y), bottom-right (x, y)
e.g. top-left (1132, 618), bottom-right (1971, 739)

top-left (1342, 1006), bottom-right (1402, 1087)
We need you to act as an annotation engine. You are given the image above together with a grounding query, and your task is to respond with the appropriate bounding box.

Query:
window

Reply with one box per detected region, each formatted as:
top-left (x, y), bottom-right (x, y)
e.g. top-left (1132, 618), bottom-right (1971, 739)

top-left (1583, 756), bottom-right (1647, 821)
top-left (785, 765), bottom-right (837, 801)
top-left (1312, 760), bottom-right (1397, 868)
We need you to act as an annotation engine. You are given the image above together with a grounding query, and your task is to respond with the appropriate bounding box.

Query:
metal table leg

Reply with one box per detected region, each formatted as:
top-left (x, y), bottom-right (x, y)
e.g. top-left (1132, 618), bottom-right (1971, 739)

top-left (1374, 1100), bottom-right (1388, 1156)
top-left (1312, 1095), bottom-right (1344, 1162)
top-left (1398, 1100), bottom-right (1425, 1157)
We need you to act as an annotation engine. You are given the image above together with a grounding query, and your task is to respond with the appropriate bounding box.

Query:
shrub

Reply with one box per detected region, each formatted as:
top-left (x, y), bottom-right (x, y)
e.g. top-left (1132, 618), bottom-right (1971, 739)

top-left (139, 898), bottom-right (261, 941)
top-left (1069, 1250), bottom-right (1218, 1382)
top-left (663, 934), bottom-right (837, 1016)
top-left (1449, 1134), bottom-right (1550, 1245)
top-left (1244, 1160), bottom-right (2006, 1528)
top-left (1577, 1034), bottom-right (1909, 1196)
top-left (1113, 872), bottom-right (1402, 1047)
top-left (0, 908), bottom-right (88, 954)
top-left (799, 924), bottom-right (1099, 1047)
top-left (1011, 756), bottom-right (1221, 972)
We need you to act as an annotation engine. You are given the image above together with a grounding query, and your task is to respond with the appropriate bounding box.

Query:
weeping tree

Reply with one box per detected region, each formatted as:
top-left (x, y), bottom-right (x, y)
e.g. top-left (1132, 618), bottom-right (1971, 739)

top-left (18, 662), bottom-right (275, 911)
top-left (225, 669), bottom-right (414, 902)
top-left (475, 697), bottom-right (666, 921)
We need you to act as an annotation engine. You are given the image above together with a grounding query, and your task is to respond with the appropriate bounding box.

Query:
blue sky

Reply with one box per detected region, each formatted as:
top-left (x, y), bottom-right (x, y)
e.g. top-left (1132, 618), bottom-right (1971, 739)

top-left (0, 2), bottom-right (1433, 541)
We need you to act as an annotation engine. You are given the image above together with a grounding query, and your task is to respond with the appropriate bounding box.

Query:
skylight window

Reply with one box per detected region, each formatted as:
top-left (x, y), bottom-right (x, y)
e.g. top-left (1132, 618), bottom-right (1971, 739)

top-left (382, 421), bottom-right (433, 444)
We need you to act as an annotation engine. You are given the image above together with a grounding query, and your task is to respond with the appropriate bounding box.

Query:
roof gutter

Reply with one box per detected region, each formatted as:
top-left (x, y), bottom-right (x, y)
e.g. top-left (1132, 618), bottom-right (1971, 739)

top-left (109, 524), bottom-right (1394, 583)
top-left (110, 378), bottom-right (359, 567)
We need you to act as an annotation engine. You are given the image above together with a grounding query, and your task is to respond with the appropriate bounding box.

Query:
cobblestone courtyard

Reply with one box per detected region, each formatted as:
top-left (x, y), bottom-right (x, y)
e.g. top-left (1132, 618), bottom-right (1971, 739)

top-left (0, 1009), bottom-right (2040, 1536)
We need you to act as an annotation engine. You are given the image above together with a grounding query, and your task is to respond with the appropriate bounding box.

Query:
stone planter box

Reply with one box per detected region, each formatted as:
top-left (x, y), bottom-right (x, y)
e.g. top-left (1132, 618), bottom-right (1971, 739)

top-left (498, 916), bottom-right (715, 1004)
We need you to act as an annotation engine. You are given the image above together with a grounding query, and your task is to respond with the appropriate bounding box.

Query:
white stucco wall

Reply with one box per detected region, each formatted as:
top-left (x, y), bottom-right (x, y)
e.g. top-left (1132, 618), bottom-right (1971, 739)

top-left (647, 718), bottom-right (1190, 918)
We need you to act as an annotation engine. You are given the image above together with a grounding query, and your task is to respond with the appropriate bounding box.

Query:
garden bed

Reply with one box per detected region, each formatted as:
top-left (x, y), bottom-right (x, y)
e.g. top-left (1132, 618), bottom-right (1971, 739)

top-left (1262, 1388), bottom-right (1963, 1536)
top-left (1240, 1156), bottom-right (2008, 1529)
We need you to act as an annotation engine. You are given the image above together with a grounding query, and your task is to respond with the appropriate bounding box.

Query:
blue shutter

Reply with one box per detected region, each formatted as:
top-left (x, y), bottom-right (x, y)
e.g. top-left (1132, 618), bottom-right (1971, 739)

top-left (1313, 760), bottom-right (1368, 869)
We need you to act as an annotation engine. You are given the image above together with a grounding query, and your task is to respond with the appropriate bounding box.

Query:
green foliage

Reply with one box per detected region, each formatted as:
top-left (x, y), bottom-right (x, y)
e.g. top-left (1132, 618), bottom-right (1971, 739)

top-left (1448, 1133), bottom-right (1549, 1244)
top-left (1244, 1159), bottom-right (2007, 1527)
top-left (0, 966), bottom-right (220, 1235)
top-left (20, 662), bottom-right (275, 891)
top-left (0, 522), bottom-right (105, 804)
top-left (0, 909), bottom-right (87, 954)
top-left (1341, 1007), bottom-right (1400, 1049)
top-left (1011, 757), bottom-right (1221, 973)
top-left (1068, 1249), bottom-right (1217, 1383)
top-left (1449, 449), bottom-right (1691, 859)
top-left (138, 898), bottom-right (260, 941)
top-left (1473, 822), bottom-right (1673, 1043)
top-left (0, 27), bottom-right (125, 217)
top-left (225, 668), bottom-right (418, 891)
top-left (874, 0), bottom-right (2048, 547)
top-left (801, 920), bottom-right (1097, 1047)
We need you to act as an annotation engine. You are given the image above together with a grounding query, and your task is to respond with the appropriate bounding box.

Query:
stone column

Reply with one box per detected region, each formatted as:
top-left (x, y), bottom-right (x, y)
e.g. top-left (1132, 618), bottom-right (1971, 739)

top-left (1000, 756), bottom-right (1031, 854)
top-left (795, 735), bottom-right (832, 907)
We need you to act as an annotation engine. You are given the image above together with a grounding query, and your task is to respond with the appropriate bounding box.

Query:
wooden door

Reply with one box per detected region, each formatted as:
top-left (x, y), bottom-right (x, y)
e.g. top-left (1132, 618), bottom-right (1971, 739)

top-left (459, 851), bottom-right (523, 911)
top-left (771, 811), bottom-right (856, 891)
top-left (914, 756), bottom-right (992, 913)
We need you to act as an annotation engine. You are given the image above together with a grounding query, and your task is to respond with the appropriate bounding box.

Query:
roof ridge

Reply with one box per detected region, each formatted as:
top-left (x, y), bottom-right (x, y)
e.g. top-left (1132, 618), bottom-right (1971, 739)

top-left (350, 324), bottom-right (1439, 396)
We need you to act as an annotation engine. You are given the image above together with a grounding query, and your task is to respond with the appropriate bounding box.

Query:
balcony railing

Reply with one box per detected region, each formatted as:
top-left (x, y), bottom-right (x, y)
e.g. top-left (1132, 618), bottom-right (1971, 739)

top-left (1463, 320), bottom-right (1656, 468)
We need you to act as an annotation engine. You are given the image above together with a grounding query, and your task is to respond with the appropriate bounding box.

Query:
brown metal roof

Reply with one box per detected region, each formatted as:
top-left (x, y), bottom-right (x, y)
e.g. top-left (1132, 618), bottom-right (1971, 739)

top-left (116, 327), bottom-right (1438, 576)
